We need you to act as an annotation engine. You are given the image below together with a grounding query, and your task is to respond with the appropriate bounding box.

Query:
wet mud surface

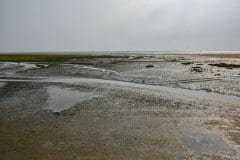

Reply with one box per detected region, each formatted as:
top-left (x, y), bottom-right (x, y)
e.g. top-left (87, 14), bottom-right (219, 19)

top-left (0, 54), bottom-right (240, 159)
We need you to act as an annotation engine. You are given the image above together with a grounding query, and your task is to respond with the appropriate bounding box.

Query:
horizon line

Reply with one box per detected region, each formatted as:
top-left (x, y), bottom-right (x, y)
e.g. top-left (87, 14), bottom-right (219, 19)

top-left (0, 50), bottom-right (240, 55)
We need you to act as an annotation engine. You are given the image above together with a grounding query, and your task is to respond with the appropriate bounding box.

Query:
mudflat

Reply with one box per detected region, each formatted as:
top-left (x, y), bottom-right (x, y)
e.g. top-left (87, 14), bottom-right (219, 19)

top-left (200, 53), bottom-right (240, 59)
top-left (0, 53), bottom-right (239, 160)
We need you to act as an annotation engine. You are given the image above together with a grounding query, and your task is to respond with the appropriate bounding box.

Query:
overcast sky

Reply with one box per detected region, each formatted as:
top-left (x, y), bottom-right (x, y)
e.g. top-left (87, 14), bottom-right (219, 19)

top-left (0, 0), bottom-right (240, 52)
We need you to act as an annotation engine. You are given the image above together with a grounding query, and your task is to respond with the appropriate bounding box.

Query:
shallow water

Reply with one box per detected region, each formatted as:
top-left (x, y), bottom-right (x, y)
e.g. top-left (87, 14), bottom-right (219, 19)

top-left (50, 77), bottom-right (240, 105)
top-left (46, 86), bottom-right (101, 112)
top-left (180, 120), bottom-right (238, 159)
top-left (0, 77), bottom-right (240, 105)
top-left (62, 64), bottom-right (120, 78)
top-left (0, 62), bottom-right (39, 75)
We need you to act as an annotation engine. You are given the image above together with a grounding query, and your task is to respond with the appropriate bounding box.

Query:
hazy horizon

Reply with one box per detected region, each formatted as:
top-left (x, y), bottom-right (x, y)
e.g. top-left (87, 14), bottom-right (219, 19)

top-left (1, 50), bottom-right (240, 55)
top-left (1, 0), bottom-right (240, 53)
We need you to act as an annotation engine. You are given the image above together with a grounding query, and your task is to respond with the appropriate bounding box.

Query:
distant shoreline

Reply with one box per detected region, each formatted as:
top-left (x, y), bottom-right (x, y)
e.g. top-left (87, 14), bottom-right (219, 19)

top-left (0, 52), bottom-right (239, 62)
top-left (0, 51), bottom-right (239, 56)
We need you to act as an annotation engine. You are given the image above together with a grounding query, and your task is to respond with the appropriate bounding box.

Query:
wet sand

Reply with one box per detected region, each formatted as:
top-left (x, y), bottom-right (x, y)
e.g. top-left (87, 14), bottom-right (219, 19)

top-left (0, 54), bottom-right (239, 159)
top-left (200, 53), bottom-right (240, 59)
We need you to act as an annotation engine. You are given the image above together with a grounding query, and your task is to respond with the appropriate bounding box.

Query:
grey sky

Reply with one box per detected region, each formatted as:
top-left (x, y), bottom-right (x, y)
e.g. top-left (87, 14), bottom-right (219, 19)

top-left (0, 0), bottom-right (240, 52)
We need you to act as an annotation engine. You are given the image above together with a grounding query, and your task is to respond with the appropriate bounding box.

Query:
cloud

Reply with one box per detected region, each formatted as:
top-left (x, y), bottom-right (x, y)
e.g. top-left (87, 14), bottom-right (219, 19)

top-left (0, 0), bottom-right (240, 52)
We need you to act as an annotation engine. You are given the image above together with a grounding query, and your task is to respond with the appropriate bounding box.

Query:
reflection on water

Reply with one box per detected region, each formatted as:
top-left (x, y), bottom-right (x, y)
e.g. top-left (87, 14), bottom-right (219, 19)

top-left (0, 76), bottom-right (240, 105)
top-left (46, 86), bottom-right (101, 112)
top-left (50, 77), bottom-right (240, 105)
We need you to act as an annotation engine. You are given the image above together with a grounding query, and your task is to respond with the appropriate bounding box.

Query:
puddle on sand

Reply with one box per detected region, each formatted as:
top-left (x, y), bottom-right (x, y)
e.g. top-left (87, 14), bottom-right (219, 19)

top-left (180, 120), bottom-right (238, 159)
top-left (1, 77), bottom-right (240, 105)
top-left (46, 86), bottom-right (101, 112)
top-left (50, 77), bottom-right (240, 105)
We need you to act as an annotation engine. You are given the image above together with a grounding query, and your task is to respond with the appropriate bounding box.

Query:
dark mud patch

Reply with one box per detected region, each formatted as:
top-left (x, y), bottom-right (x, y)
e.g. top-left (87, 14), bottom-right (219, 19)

top-left (209, 63), bottom-right (240, 69)
top-left (0, 82), bottom-right (43, 101)
top-left (0, 83), bottom-right (48, 120)
top-left (191, 66), bottom-right (204, 72)
top-left (181, 62), bottom-right (193, 65)
top-left (145, 64), bottom-right (154, 68)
